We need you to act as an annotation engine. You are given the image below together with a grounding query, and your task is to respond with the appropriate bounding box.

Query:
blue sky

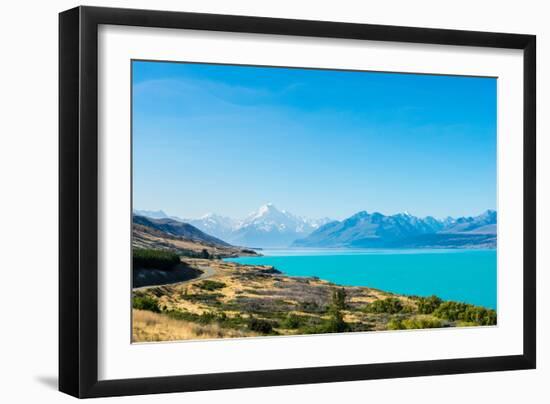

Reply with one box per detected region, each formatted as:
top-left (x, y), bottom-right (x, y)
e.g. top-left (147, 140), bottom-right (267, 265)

top-left (132, 60), bottom-right (496, 220)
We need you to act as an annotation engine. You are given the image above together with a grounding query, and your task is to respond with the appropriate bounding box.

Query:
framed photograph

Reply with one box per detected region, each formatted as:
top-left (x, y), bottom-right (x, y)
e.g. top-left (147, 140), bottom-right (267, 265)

top-left (59, 6), bottom-right (536, 398)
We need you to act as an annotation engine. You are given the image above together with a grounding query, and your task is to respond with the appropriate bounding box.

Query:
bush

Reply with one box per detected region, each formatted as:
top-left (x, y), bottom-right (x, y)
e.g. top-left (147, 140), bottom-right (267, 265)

top-left (299, 312), bottom-right (350, 334)
top-left (415, 295), bottom-right (443, 314)
top-left (248, 317), bottom-right (275, 334)
top-left (324, 309), bottom-right (350, 333)
top-left (433, 301), bottom-right (469, 321)
top-left (460, 306), bottom-right (497, 326)
top-left (433, 301), bottom-right (497, 326)
top-left (365, 297), bottom-right (404, 314)
top-left (316, 288), bottom-right (349, 333)
top-left (133, 248), bottom-right (180, 270)
top-left (402, 317), bottom-right (443, 329)
top-left (165, 309), bottom-right (249, 331)
top-left (387, 319), bottom-right (406, 330)
top-left (281, 313), bottom-right (304, 329)
top-left (388, 316), bottom-right (443, 330)
top-left (198, 280), bottom-right (226, 291)
top-left (133, 295), bottom-right (160, 312)
top-left (331, 288), bottom-right (347, 310)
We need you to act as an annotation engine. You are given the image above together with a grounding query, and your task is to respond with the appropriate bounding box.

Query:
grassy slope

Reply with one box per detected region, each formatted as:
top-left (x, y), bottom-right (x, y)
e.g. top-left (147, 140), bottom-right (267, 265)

top-left (132, 258), bottom-right (495, 342)
top-left (133, 223), bottom-right (258, 258)
top-left (133, 309), bottom-right (257, 342)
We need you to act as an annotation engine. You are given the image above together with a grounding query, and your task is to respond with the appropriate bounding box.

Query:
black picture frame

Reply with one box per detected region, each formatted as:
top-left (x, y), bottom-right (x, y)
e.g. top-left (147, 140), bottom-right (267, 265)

top-left (59, 5), bottom-right (536, 398)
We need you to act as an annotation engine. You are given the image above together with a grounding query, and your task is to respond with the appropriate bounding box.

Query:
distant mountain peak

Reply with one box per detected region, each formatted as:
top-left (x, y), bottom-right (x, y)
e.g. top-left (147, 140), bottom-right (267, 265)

top-left (184, 203), bottom-right (333, 248)
top-left (133, 209), bottom-right (169, 220)
top-left (199, 212), bottom-right (215, 219)
top-left (293, 209), bottom-right (496, 248)
top-left (350, 210), bottom-right (369, 219)
top-left (256, 202), bottom-right (277, 215)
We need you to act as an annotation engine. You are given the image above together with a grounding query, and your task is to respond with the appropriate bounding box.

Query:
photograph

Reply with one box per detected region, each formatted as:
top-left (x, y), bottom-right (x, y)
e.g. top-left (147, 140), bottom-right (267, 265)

top-left (131, 60), bottom-right (498, 343)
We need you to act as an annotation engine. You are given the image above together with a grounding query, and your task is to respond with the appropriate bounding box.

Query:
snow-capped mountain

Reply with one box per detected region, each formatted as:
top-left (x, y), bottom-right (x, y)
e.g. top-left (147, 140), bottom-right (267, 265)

top-left (293, 210), bottom-right (496, 248)
top-left (134, 206), bottom-right (496, 249)
top-left (135, 204), bottom-right (331, 248)
top-left (439, 209), bottom-right (497, 235)
top-left (228, 203), bottom-right (331, 247)
top-left (187, 213), bottom-right (238, 243)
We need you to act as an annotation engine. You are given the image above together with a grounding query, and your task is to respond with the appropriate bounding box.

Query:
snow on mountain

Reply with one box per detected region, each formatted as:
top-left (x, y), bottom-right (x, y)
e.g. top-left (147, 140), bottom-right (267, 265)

top-left (439, 210), bottom-right (497, 235)
top-left (134, 205), bottom-right (496, 249)
top-left (187, 213), bottom-right (238, 242)
top-left (136, 204), bottom-right (332, 248)
top-left (237, 203), bottom-right (318, 232)
top-left (293, 210), bottom-right (496, 248)
top-left (229, 203), bottom-right (331, 248)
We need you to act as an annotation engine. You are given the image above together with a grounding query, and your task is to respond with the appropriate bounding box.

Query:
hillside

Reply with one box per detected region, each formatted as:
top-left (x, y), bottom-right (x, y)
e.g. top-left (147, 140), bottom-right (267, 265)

top-left (132, 215), bottom-right (258, 259)
top-left (133, 215), bottom-right (230, 246)
top-left (132, 258), bottom-right (496, 342)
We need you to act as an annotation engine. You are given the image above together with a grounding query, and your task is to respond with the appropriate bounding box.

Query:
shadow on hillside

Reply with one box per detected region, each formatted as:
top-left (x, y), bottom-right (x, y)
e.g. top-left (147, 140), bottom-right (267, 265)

top-left (133, 262), bottom-right (203, 288)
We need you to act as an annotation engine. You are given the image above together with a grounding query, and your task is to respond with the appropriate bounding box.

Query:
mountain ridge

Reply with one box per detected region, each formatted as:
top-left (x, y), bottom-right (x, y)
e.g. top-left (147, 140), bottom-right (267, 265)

top-left (293, 210), bottom-right (496, 248)
top-left (132, 214), bottom-right (259, 259)
top-left (135, 204), bottom-right (331, 248)
top-left (133, 207), bottom-right (496, 249)
top-left (133, 215), bottom-right (230, 246)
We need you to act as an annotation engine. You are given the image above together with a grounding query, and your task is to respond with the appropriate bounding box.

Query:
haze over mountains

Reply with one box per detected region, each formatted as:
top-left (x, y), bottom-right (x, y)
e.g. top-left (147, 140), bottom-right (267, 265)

top-left (136, 203), bottom-right (330, 248)
top-left (293, 210), bottom-right (496, 249)
top-left (134, 206), bottom-right (496, 249)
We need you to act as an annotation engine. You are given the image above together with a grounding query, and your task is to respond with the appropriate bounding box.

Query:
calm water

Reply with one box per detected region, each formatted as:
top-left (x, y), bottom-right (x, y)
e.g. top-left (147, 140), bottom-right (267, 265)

top-left (226, 249), bottom-right (497, 309)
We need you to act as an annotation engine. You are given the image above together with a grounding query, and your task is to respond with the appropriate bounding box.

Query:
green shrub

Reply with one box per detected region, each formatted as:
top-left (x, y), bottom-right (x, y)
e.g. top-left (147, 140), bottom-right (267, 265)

top-left (248, 317), bottom-right (275, 334)
top-left (365, 297), bottom-right (404, 314)
top-left (133, 295), bottom-right (160, 312)
top-left (402, 317), bottom-right (443, 329)
top-left (331, 288), bottom-right (347, 310)
top-left (323, 309), bottom-right (350, 333)
top-left (459, 305), bottom-right (497, 326)
top-left (308, 287), bottom-right (351, 333)
top-left (133, 248), bottom-right (180, 270)
top-left (433, 301), bottom-right (468, 321)
top-left (433, 301), bottom-right (497, 326)
top-left (299, 312), bottom-right (350, 334)
top-left (166, 309), bottom-right (245, 328)
top-left (198, 280), bottom-right (226, 291)
top-left (282, 313), bottom-right (304, 329)
top-left (387, 316), bottom-right (443, 330)
top-left (387, 319), bottom-right (406, 330)
top-left (415, 295), bottom-right (443, 314)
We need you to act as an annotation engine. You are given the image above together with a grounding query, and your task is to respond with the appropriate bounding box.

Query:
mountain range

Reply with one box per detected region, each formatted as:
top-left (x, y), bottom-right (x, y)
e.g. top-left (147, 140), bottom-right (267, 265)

top-left (293, 210), bottom-right (496, 248)
top-left (135, 203), bottom-right (330, 248)
top-left (134, 206), bottom-right (496, 249)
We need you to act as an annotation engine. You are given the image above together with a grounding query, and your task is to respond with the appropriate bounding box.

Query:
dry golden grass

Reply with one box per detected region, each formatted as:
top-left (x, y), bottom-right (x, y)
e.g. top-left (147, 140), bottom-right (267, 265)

top-left (133, 226), bottom-right (256, 258)
top-left (132, 309), bottom-right (256, 342)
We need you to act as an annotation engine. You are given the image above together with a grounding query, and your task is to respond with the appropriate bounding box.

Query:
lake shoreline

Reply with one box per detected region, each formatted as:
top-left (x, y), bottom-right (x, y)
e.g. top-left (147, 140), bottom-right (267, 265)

top-left (225, 248), bottom-right (497, 310)
top-left (132, 255), bottom-right (497, 343)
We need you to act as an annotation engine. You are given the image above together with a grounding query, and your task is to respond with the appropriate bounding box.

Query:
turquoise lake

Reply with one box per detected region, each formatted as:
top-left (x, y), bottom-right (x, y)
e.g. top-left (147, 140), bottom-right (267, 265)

top-left (225, 249), bottom-right (497, 310)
